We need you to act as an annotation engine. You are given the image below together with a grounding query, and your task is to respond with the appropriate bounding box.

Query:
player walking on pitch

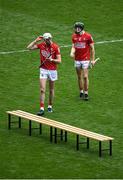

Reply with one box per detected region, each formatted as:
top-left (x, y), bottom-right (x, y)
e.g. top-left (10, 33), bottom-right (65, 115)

top-left (70, 22), bottom-right (95, 100)
top-left (27, 33), bottom-right (61, 115)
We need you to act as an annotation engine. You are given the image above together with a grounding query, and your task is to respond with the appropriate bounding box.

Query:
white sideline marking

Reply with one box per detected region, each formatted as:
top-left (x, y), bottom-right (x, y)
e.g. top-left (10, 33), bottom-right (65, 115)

top-left (0, 49), bottom-right (29, 55)
top-left (95, 39), bottom-right (123, 44)
top-left (0, 39), bottom-right (123, 55)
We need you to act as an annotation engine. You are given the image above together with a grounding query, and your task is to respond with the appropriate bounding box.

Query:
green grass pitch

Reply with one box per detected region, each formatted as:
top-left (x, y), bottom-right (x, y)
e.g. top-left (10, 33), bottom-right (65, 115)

top-left (0, 0), bottom-right (123, 178)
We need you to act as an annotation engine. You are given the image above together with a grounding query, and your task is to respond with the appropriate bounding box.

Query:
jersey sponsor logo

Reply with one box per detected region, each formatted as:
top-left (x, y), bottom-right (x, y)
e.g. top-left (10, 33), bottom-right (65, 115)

top-left (74, 42), bottom-right (86, 48)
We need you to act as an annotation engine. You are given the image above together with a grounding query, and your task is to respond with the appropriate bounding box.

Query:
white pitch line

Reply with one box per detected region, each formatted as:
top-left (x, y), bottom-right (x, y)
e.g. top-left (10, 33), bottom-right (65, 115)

top-left (95, 39), bottom-right (123, 44)
top-left (0, 39), bottom-right (123, 55)
top-left (0, 49), bottom-right (29, 55)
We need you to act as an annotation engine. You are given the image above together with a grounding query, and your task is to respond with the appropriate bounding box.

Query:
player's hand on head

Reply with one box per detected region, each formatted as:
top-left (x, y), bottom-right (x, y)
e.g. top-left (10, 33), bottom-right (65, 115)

top-left (35, 36), bottom-right (43, 42)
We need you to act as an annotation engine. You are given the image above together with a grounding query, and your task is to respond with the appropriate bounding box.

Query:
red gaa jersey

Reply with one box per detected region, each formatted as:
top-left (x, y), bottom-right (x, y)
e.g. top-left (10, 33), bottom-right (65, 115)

top-left (37, 42), bottom-right (60, 70)
top-left (72, 32), bottom-right (94, 61)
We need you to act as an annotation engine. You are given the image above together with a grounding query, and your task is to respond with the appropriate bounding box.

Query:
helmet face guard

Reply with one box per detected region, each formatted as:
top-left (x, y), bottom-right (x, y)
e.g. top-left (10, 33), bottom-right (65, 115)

top-left (74, 22), bottom-right (84, 34)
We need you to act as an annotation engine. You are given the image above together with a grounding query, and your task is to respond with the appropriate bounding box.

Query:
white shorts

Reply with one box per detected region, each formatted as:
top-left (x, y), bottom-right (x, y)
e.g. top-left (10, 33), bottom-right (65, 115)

top-left (74, 60), bottom-right (90, 69)
top-left (40, 68), bottom-right (58, 81)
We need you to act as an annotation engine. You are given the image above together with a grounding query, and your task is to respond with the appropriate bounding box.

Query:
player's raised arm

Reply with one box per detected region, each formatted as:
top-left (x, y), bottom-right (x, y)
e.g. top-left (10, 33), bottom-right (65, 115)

top-left (27, 36), bottom-right (43, 50)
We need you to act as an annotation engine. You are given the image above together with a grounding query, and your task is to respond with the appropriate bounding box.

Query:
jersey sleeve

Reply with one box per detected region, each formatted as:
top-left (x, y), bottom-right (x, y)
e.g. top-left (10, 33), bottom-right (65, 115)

top-left (54, 45), bottom-right (61, 55)
top-left (72, 34), bottom-right (75, 43)
top-left (88, 34), bottom-right (94, 45)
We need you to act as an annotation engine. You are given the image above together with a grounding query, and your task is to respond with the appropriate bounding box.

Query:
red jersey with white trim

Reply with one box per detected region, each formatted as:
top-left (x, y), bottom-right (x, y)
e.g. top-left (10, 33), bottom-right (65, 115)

top-left (72, 32), bottom-right (94, 61)
top-left (37, 42), bottom-right (60, 70)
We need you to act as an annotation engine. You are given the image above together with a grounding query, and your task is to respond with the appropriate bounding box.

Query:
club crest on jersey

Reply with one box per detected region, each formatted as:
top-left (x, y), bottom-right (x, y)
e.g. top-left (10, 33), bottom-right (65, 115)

top-left (41, 50), bottom-right (50, 58)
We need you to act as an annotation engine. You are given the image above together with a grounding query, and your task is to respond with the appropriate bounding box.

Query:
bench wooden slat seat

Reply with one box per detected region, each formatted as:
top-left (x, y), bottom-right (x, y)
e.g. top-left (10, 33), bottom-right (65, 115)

top-left (6, 110), bottom-right (114, 157)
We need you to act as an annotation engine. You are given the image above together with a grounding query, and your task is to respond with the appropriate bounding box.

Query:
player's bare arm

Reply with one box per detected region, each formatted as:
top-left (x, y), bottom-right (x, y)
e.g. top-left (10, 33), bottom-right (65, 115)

top-left (47, 54), bottom-right (61, 64)
top-left (90, 43), bottom-right (95, 66)
top-left (70, 44), bottom-right (75, 59)
top-left (27, 36), bottom-right (43, 50)
top-left (54, 54), bottom-right (61, 63)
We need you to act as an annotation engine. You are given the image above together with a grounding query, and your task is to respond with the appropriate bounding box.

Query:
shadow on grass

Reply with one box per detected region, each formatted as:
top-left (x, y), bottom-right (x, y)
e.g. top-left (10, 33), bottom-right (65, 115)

top-left (6, 124), bottom-right (114, 159)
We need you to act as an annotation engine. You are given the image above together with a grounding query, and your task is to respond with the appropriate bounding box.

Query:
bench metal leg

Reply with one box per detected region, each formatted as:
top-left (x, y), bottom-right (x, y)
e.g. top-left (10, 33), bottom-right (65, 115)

top-left (50, 129), bottom-right (67, 143)
top-left (19, 117), bottom-right (21, 128)
top-left (54, 128), bottom-right (57, 143)
top-left (99, 141), bottom-right (102, 157)
top-left (109, 140), bottom-right (112, 156)
top-left (76, 135), bottom-right (79, 150)
top-left (87, 138), bottom-right (89, 149)
top-left (50, 127), bottom-right (53, 142)
top-left (99, 140), bottom-right (112, 157)
top-left (39, 124), bottom-right (42, 134)
top-left (8, 114), bottom-right (11, 129)
top-left (59, 130), bottom-right (68, 142)
top-left (29, 120), bottom-right (32, 136)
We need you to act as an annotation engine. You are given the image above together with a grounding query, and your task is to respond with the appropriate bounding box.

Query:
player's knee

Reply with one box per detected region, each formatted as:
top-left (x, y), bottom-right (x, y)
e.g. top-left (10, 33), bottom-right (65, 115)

top-left (84, 76), bottom-right (88, 80)
top-left (40, 87), bottom-right (45, 94)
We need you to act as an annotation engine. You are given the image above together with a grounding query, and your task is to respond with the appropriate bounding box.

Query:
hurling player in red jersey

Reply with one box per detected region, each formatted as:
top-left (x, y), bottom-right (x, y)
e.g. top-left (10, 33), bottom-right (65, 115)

top-left (70, 22), bottom-right (95, 100)
top-left (27, 33), bottom-right (61, 115)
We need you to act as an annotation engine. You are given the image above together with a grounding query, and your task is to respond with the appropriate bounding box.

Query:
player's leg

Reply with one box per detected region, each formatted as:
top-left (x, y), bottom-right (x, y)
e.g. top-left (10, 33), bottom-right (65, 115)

top-left (37, 68), bottom-right (47, 116)
top-left (83, 68), bottom-right (89, 100)
top-left (48, 80), bottom-right (54, 112)
top-left (76, 67), bottom-right (84, 99)
top-left (81, 61), bottom-right (90, 100)
top-left (40, 78), bottom-right (47, 109)
top-left (74, 61), bottom-right (84, 98)
top-left (48, 70), bottom-right (58, 112)
top-left (37, 78), bottom-right (47, 115)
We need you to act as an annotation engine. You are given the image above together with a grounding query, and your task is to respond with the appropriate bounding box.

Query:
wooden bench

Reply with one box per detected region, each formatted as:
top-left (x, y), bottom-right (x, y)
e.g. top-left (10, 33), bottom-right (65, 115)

top-left (6, 110), bottom-right (114, 157)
